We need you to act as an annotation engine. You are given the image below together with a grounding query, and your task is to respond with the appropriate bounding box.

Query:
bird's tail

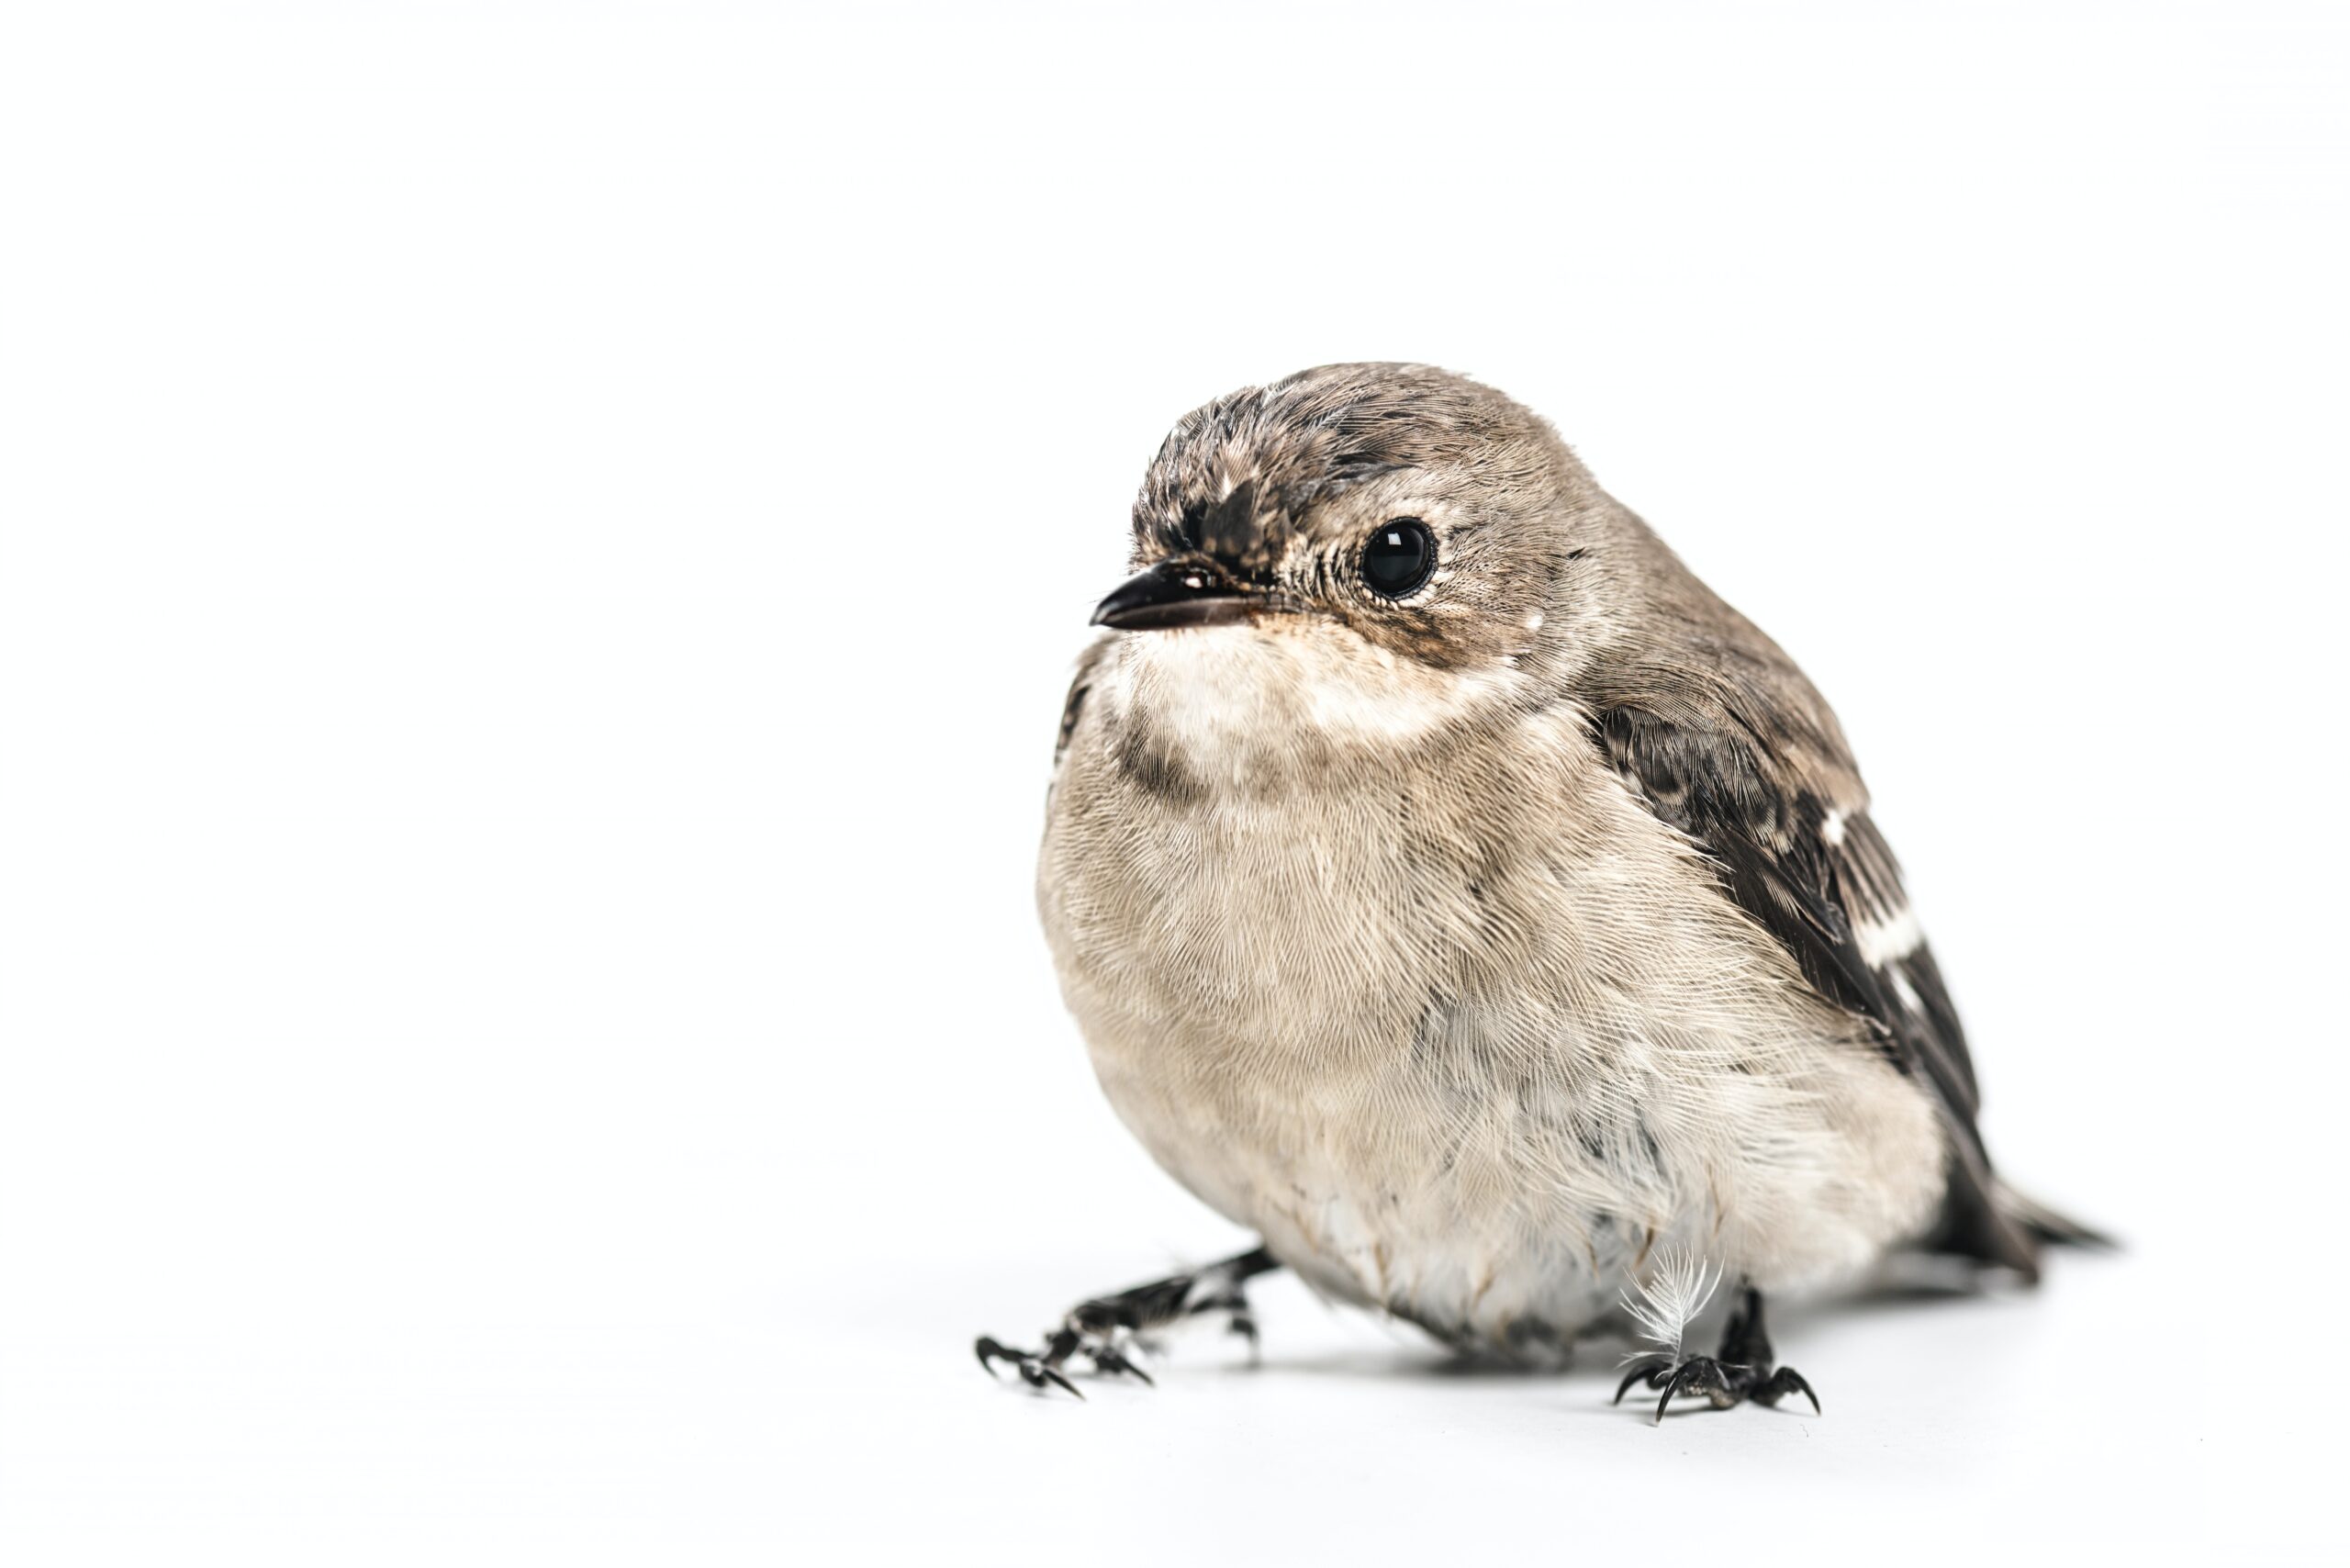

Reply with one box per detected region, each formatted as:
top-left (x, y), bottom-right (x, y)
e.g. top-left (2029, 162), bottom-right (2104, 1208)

top-left (1995, 1181), bottom-right (2116, 1252)
top-left (1924, 1164), bottom-right (2113, 1282)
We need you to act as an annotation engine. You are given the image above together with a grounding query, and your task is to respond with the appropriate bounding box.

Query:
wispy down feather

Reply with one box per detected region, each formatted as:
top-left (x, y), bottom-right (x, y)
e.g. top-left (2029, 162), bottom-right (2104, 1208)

top-left (1618, 1247), bottom-right (1722, 1363)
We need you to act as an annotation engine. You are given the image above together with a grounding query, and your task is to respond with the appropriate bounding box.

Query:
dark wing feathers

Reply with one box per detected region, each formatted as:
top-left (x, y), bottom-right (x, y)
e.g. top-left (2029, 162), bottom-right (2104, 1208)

top-left (1594, 706), bottom-right (1896, 1046)
top-left (1051, 638), bottom-right (1112, 774)
top-left (1828, 809), bottom-right (1982, 1116)
top-left (1594, 701), bottom-right (2041, 1277)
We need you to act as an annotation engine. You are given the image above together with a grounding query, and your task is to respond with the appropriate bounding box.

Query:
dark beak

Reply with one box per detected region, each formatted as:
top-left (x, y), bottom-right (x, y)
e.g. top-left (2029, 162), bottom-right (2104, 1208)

top-left (1091, 559), bottom-right (1263, 631)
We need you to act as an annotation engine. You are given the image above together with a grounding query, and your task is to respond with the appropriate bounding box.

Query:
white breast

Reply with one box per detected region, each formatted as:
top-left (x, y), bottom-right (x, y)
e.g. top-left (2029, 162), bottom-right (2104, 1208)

top-left (1036, 633), bottom-right (1946, 1354)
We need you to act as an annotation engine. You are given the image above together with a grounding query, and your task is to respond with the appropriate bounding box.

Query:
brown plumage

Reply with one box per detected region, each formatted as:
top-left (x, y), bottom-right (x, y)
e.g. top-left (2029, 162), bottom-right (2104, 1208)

top-left (986, 363), bottom-right (2098, 1410)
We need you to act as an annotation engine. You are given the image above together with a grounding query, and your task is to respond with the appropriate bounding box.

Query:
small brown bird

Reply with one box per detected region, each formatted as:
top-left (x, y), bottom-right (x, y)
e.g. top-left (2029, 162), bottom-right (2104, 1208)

top-left (979, 364), bottom-right (2100, 1419)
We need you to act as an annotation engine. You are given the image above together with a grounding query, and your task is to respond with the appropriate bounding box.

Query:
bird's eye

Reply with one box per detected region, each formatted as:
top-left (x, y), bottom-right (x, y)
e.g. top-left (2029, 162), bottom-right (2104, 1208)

top-left (1360, 519), bottom-right (1435, 598)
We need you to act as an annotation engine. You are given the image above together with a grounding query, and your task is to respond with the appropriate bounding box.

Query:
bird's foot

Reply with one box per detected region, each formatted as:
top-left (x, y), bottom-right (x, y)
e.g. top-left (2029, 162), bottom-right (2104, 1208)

top-left (1611, 1285), bottom-right (1819, 1423)
top-left (975, 1245), bottom-right (1281, 1399)
top-left (973, 1325), bottom-right (1152, 1399)
top-left (1613, 1352), bottom-right (1819, 1423)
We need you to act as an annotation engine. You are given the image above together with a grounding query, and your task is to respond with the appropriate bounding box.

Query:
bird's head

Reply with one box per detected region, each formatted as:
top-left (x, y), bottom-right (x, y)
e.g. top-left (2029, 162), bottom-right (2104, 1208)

top-left (1091, 364), bottom-right (1619, 779)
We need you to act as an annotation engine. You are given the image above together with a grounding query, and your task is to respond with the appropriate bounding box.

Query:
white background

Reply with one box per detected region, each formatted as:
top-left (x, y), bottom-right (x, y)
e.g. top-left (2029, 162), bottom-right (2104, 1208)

top-left (3, 3), bottom-right (2344, 1562)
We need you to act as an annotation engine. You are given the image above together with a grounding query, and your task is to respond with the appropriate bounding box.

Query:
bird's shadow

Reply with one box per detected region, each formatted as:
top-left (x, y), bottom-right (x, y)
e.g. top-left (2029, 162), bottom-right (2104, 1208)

top-left (1225, 1260), bottom-right (2074, 1389)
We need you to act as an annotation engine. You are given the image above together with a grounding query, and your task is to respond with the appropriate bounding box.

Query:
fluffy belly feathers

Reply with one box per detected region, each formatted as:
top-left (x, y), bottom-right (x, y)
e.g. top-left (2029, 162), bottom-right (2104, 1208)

top-left (1038, 708), bottom-right (1947, 1353)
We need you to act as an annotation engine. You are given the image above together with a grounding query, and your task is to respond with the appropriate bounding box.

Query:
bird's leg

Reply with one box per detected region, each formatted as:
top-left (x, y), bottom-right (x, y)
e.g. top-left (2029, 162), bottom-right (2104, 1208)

top-left (1717, 1287), bottom-right (1821, 1413)
top-left (1612, 1284), bottom-right (1820, 1424)
top-left (975, 1245), bottom-right (1281, 1398)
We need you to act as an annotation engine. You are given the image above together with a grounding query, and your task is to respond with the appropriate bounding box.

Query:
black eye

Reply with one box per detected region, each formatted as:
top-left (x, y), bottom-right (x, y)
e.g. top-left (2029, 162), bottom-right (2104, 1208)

top-left (1360, 519), bottom-right (1435, 598)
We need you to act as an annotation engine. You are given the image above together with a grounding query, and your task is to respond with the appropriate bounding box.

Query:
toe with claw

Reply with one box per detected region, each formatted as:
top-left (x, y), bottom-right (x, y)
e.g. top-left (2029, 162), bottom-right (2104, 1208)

top-left (1612, 1285), bottom-right (1821, 1423)
top-left (974, 1333), bottom-right (1085, 1397)
top-left (975, 1245), bottom-right (1281, 1399)
top-left (973, 1324), bottom-right (1158, 1399)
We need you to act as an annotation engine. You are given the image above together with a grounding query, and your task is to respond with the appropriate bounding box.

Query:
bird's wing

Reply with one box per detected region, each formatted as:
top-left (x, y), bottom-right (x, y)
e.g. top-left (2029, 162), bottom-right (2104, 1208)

top-left (1049, 636), bottom-right (1112, 776)
top-left (1592, 696), bottom-right (2039, 1276)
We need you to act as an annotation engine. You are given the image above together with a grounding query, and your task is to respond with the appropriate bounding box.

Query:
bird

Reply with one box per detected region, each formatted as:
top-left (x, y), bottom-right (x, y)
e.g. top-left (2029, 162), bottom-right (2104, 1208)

top-left (975, 363), bottom-right (2102, 1420)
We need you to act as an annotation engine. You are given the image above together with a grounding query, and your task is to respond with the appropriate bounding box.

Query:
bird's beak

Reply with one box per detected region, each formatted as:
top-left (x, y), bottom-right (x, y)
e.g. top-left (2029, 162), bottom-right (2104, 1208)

top-left (1091, 559), bottom-right (1264, 631)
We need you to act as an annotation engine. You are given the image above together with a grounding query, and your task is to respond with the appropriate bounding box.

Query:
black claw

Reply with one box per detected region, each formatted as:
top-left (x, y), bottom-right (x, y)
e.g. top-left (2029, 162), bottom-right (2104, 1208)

top-left (976, 1246), bottom-right (1284, 1401)
top-left (1757, 1366), bottom-right (1820, 1416)
top-left (1091, 1347), bottom-right (1154, 1385)
top-left (1654, 1360), bottom-right (1701, 1425)
top-left (1649, 1357), bottom-right (1740, 1424)
top-left (1614, 1357), bottom-right (1668, 1406)
top-left (975, 1334), bottom-right (1087, 1398)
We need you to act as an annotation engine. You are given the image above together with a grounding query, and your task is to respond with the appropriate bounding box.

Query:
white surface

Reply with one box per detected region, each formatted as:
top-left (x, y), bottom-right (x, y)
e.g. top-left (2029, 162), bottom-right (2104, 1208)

top-left (1, 3), bottom-right (2343, 1562)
